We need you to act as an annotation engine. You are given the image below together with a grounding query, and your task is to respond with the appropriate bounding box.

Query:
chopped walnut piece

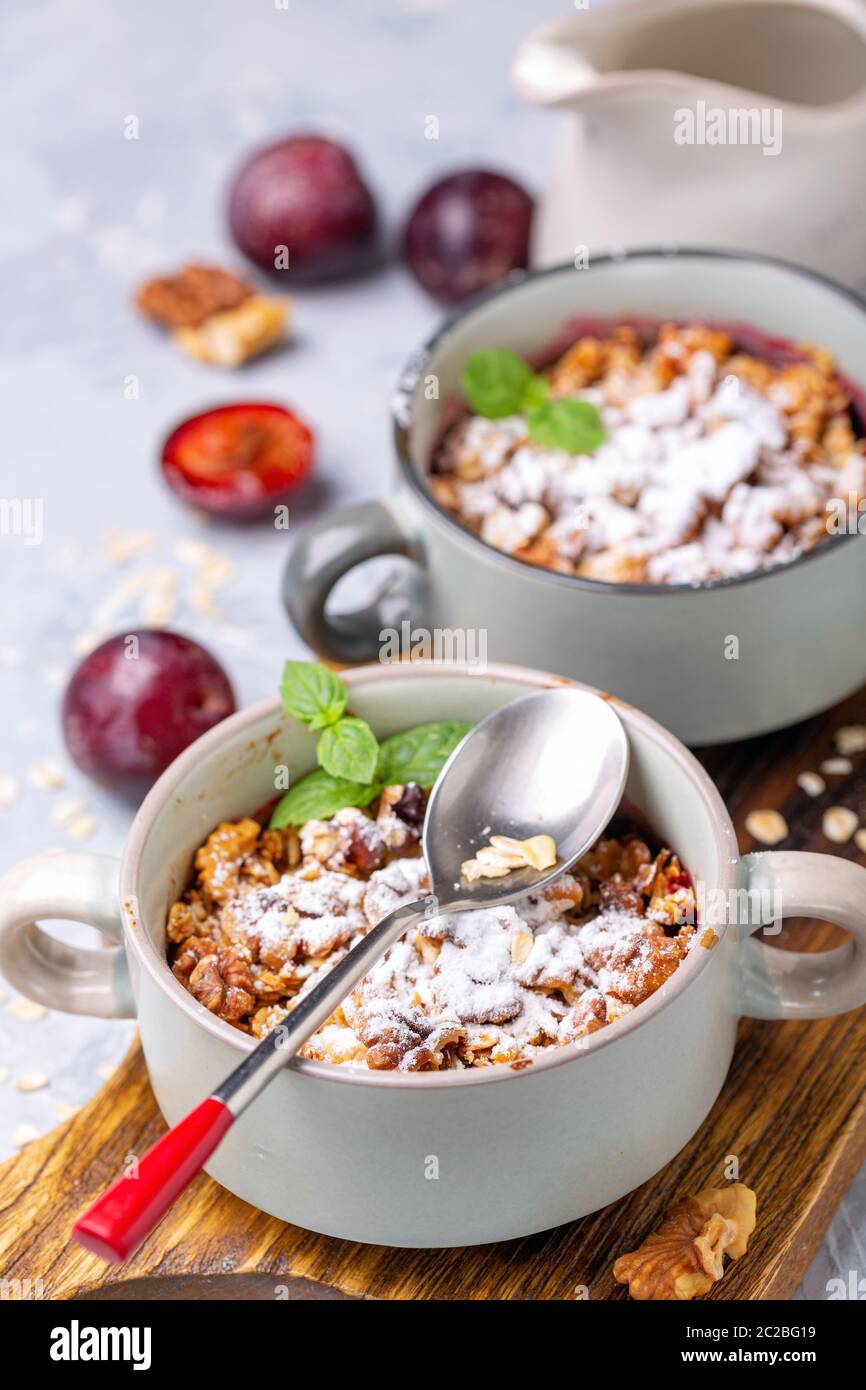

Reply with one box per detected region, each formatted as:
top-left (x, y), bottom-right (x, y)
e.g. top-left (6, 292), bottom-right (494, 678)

top-left (136, 263), bottom-right (288, 366)
top-left (613, 1183), bottom-right (757, 1300)
top-left (136, 263), bottom-right (253, 329)
top-left (195, 819), bottom-right (261, 905)
top-left (606, 934), bottom-right (686, 1007)
top-left (188, 946), bottom-right (255, 1022)
top-left (172, 936), bottom-right (218, 983)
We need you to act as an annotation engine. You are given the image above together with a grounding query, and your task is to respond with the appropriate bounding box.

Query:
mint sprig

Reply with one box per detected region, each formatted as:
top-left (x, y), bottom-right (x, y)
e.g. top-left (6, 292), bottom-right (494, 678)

top-left (463, 349), bottom-right (535, 419)
top-left (270, 661), bottom-right (472, 826)
top-left (526, 397), bottom-right (605, 454)
top-left (279, 661), bottom-right (346, 730)
top-left (461, 348), bottom-right (605, 456)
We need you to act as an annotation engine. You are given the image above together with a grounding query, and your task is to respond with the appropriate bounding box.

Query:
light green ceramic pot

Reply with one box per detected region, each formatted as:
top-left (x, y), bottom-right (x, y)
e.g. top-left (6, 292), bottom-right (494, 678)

top-left (284, 250), bottom-right (866, 744)
top-left (1, 663), bottom-right (865, 1247)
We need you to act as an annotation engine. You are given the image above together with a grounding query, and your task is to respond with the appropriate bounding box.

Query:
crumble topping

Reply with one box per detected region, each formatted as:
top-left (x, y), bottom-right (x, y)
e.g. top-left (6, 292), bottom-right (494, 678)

top-left (167, 783), bottom-right (697, 1071)
top-left (431, 323), bottom-right (866, 585)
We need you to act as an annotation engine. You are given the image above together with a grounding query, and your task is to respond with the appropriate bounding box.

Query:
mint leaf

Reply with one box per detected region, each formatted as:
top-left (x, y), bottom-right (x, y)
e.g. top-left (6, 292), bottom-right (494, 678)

top-left (269, 769), bottom-right (378, 827)
top-left (527, 399), bottom-right (605, 455)
top-left (463, 349), bottom-right (533, 419)
top-left (279, 661), bottom-right (347, 731)
top-left (317, 716), bottom-right (379, 785)
top-left (520, 374), bottom-right (549, 413)
top-left (376, 720), bottom-right (471, 789)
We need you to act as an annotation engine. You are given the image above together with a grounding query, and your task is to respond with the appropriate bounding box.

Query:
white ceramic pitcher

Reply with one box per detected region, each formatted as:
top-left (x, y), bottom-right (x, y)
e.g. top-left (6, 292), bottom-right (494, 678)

top-left (513, 0), bottom-right (866, 288)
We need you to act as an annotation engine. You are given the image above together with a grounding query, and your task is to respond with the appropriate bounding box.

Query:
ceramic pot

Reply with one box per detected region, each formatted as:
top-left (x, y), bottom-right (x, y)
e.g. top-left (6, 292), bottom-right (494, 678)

top-left (1, 662), bottom-right (865, 1247)
top-left (283, 251), bottom-right (866, 744)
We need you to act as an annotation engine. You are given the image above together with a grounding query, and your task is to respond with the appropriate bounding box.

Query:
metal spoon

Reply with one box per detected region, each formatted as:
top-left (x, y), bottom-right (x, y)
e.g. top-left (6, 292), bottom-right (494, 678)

top-left (73, 688), bottom-right (628, 1262)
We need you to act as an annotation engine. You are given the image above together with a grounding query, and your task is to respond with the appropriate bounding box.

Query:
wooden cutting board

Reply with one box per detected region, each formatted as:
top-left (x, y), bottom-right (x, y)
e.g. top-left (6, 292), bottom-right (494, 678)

top-left (2, 688), bottom-right (866, 1301)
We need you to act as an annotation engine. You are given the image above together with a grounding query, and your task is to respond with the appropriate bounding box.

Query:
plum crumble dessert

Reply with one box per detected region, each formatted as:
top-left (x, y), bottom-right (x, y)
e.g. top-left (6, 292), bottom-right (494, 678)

top-left (167, 791), bottom-right (698, 1071)
top-left (430, 324), bottom-right (866, 585)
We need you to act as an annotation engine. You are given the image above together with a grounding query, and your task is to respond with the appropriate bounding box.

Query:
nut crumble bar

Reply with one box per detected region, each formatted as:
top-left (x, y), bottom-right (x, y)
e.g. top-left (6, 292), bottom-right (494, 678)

top-left (167, 789), bottom-right (697, 1070)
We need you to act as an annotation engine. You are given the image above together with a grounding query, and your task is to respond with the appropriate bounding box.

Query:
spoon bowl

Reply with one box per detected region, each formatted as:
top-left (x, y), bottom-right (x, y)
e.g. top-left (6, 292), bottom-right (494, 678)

top-left (423, 688), bottom-right (629, 908)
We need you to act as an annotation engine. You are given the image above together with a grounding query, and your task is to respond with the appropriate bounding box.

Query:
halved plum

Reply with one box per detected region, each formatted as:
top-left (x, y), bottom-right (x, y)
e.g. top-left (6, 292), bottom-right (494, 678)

top-left (161, 402), bottom-right (314, 520)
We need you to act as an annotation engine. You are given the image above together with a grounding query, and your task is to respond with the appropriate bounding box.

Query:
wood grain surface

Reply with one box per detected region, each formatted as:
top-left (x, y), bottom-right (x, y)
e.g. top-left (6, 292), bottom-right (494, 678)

top-left (2, 688), bottom-right (866, 1301)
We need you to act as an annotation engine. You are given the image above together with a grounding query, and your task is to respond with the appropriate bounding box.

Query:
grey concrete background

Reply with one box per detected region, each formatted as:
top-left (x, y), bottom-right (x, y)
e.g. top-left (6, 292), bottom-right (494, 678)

top-left (0, 0), bottom-right (862, 1298)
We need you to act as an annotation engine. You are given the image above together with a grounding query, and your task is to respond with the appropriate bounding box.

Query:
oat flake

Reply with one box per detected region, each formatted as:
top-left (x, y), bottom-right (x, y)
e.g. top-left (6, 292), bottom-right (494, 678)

top-left (27, 758), bottom-right (64, 790)
top-left (821, 757), bottom-right (853, 776)
top-left (823, 807), bottom-right (859, 843)
top-left (744, 809), bottom-right (788, 846)
top-left (16, 1071), bottom-right (48, 1093)
top-left (835, 725), bottom-right (866, 755)
top-left (0, 773), bottom-right (18, 809)
top-left (8, 997), bottom-right (48, 1022)
top-left (12, 1123), bottom-right (40, 1148)
top-left (66, 814), bottom-right (97, 841)
top-left (797, 771), bottom-right (825, 797)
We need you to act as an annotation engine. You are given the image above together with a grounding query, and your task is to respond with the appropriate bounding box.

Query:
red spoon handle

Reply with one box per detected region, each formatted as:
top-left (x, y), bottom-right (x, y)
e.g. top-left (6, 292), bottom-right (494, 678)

top-left (72, 1096), bottom-right (233, 1264)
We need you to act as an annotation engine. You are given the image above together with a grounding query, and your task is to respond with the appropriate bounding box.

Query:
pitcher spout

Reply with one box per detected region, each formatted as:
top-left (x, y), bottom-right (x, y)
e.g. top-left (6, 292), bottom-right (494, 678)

top-left (513, 0), bottom-right (866, 116)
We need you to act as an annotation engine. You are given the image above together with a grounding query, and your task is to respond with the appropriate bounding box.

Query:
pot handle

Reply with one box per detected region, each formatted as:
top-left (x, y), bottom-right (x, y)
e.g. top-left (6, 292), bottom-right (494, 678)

top-left (282, 498), bottom-right (428, 664)
top-left (736, 850), bottom-right (866, 1019)
top-left (0, 852), bottom-right (134, 1018)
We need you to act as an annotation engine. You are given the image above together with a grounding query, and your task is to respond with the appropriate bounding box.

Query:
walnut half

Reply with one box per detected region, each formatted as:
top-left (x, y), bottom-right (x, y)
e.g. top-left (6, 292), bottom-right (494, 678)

top-left (613, 1183), bottom-right (757, 1300)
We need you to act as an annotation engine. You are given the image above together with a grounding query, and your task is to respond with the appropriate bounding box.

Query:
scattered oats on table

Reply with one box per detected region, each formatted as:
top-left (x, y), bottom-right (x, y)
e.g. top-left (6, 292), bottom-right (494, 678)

top-left (796, 771), bottom-right (825, 797)
top-left (834, 724), bottom-right (866, 755)
top-left (27, 758), bottom-right (64, 790)
top-left (0, 773), bottom-right (18, 809)
top-left (50, 798), bottom-right (87, 828)
top-left (11, 1124), bottom-right (40, 1149)
top-left (744, 808), bottom-right (788, 846)
top-left (16, 1071), bottom-right (48, 1094)
top-left (821, 757), bottom-right (853, 776)
top-left (7, 997), bottom-right (48, 1022)
top-left (823, 806), bottom-right (859, 843)
top-left (65, 814), bottom-right (97, 842)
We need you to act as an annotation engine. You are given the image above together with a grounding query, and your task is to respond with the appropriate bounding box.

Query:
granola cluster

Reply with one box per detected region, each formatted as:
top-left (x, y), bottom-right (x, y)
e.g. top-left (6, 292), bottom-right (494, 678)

top-left (431, 323), bottom-right (866, 585)
top-left (167, 788), bottom-right (698, 1072)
